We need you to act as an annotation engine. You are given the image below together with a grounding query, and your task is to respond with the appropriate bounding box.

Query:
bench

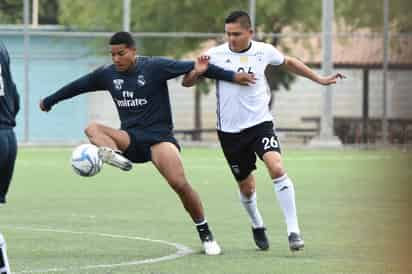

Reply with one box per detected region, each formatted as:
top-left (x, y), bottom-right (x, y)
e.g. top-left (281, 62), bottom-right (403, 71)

top-left (173, 129), bottom-right (216, 141)
top-left (276, 127), bottom-right (318, 144)
top-left (301, 116), bottom-right (412, 144)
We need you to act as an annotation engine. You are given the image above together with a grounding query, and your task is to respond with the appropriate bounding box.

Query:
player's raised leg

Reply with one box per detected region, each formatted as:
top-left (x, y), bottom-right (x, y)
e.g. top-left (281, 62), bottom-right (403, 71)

top-left (238, 175), bottom-right (269, 250)
top-left (0, 233), bottom-right (11, 274)
top-left (262, 151), bottom-right (304, 251)
top-left (151, 142), bottom-right (221, 255)
top-left (84, 122), bottom-right (132, 171)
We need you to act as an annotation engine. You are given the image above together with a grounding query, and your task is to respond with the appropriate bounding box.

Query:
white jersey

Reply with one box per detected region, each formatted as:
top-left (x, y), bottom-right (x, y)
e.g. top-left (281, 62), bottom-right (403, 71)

top-left (206, 40), bottom-right (284, 133)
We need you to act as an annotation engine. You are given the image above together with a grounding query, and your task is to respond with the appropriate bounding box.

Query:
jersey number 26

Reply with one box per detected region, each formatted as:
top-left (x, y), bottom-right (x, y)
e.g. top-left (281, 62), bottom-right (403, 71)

top-left (262, 136), bottom-right (279, 150)
top-left (237, 67), bottom-right (254, 74)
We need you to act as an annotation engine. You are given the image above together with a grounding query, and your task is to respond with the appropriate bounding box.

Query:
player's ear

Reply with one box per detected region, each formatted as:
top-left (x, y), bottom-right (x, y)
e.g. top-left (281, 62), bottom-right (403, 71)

top-left (130, 47), bottom-right (137, 55)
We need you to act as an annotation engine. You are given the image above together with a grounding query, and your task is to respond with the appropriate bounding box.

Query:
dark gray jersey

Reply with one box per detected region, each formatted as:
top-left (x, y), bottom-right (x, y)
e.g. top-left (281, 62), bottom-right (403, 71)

top-left (0, 41), bottom-right (20, 128)
top-left (43, 56), bottom-right (234, 131)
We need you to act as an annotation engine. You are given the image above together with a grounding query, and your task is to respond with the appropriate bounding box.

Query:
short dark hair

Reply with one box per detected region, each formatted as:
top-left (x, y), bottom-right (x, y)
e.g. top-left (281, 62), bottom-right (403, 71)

top-left (225, 11), bottom-right (251, 29)
top-left (109, 31), bottom-right (135, 48)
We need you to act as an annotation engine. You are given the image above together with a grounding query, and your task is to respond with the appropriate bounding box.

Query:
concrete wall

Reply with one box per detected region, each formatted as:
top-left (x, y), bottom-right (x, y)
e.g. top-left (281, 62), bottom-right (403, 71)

top-left (3, 35), bottom-right (105, 142)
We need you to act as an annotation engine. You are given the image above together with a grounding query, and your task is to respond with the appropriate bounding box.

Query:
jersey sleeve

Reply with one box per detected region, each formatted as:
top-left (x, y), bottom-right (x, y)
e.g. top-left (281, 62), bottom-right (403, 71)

top-left (266, 44), bottom-right (285, 66)
top-left (0, 42), bottom-right (10, 67)
top-left (0, 41), bottom-right (20, 118)
top-left (203, 64), bottom-right (234, 82)
top-left (201, 47), bottom-right (234, 81)
top-left (152, 58), bottom-right (194, 81)
top-left (42, 66), bottom-right (106, 110)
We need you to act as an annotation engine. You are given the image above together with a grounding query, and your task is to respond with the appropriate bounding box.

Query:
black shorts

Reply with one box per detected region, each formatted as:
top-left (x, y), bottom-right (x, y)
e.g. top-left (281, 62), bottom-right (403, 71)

top-left (123, 128), bottom-right (180, 163)
top-left (217, 121), bottom-right (281, 181)
top-left (0, 128), bottom-right (17, 203)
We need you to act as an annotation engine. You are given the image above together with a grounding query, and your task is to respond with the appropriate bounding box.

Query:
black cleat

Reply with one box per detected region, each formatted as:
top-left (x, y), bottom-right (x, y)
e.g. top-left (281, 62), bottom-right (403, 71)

top-left (288, 232), bottom-right (304, 251)
top-left (252, 227), bottom-right (269, 250)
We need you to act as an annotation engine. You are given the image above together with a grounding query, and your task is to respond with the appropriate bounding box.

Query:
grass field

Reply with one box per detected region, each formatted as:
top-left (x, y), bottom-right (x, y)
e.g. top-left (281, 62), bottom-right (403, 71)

top-left (1, 147), bottom-right (411, 274)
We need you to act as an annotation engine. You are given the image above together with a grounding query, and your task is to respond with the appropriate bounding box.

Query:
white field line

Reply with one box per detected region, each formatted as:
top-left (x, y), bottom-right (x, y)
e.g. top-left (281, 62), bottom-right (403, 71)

top-left (3, 226), bottom-right (194, 273)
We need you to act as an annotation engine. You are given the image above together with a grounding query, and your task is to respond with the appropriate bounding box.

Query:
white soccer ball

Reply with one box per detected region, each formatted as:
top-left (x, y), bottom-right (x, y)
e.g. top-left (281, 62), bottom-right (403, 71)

top-left (71, 144), bottom-right (103, 177)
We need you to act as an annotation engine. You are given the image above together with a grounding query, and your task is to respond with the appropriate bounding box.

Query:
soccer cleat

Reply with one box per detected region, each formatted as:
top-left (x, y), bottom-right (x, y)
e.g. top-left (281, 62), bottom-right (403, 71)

top-left (202, 240), bottom-right (222, 255)
top-left (98, 147), bottom-right (132, 171)
top-left (196, 222), bottom-right (221, 255)
top-left (288, 232), bottom-right (304, 251)
top-left (252, 227), bottom-right (269, 250)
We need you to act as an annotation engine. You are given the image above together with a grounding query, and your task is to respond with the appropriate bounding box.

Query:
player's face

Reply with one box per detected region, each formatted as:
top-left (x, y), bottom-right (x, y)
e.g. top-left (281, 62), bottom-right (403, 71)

top-left (110, 44), bottom-right (136, 72)
top-left (225, 22), bottom-right (253, 52)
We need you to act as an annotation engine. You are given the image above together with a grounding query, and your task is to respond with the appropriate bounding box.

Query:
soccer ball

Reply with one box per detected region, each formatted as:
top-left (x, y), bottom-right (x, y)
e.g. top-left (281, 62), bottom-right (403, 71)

top-left (71, 144), bottom-right (103, 177)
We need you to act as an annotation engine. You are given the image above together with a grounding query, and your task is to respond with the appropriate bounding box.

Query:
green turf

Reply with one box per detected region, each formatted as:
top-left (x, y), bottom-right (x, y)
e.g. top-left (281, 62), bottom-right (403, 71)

top-left (1, 147), bottom-right (411, 274)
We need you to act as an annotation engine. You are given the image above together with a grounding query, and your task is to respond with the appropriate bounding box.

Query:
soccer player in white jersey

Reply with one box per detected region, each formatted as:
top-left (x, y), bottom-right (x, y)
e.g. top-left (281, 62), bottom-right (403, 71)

top-left (183, 11), bottom-right (344, 251)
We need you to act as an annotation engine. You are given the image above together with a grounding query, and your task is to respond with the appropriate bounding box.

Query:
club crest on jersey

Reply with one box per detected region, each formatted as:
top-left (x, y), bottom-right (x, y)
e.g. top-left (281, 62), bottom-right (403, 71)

top-left (113, 79), bottom-right (124, 90)
top-left (255, 51), bottom-right (264, 62)
top-left (240, 56), bottom-right (248, 64)
top-left (137, 74), bottom-right (146, 87)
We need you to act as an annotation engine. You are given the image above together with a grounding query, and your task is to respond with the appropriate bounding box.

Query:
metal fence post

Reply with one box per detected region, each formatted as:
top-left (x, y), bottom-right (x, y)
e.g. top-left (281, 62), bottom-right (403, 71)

top-left (23, 0), bottom-right (30, 143)
top-left (382, 0), bottom-right (389, 144)
top-left (123, 0), bottom-right (131, 32)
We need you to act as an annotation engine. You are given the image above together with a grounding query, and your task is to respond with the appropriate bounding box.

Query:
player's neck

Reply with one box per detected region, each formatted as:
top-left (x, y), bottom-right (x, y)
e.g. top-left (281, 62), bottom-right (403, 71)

top-left (124, 57), bottom-right (138, 74)
top-left (229, 41), bottom-right (252, 53)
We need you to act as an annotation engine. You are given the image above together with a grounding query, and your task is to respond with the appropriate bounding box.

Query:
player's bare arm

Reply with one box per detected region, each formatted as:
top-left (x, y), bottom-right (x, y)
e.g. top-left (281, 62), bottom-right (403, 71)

top-left (182, 55), bottom-right (257, 87)
top-left (182, 55), bottom-right (210, 86)
top-left (281, 56), bottom-right (345, 85)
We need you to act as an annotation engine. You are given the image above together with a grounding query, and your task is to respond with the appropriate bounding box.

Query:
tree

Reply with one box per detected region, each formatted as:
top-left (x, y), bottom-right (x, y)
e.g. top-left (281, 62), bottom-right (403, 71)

top-left (336, 0), bottom-right (412, 32)
top-left (0, 0), bottom-right (59, 25)
top-left (0, 0), bottom-right (22, 24)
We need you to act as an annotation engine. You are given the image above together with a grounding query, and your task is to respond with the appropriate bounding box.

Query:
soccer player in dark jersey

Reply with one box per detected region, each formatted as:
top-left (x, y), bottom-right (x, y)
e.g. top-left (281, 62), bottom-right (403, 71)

top-left (39, 31), bottom-right (255, 255)
top-left (0, 40), bottom-right (19, 274)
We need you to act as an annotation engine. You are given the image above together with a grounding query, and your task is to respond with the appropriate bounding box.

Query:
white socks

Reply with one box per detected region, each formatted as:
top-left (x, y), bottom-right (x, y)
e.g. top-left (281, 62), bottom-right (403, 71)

top-left (0, 233), bottom-right (11, 274)
top-left (273, 174), bottom-right (300, 235)
top-left (240, 191), bottom-right (264, 228)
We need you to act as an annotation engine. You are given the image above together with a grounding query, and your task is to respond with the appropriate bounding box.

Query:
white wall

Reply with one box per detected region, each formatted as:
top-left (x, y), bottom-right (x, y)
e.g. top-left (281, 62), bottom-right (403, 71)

top-left (87, 69), bottom-right (412, 139)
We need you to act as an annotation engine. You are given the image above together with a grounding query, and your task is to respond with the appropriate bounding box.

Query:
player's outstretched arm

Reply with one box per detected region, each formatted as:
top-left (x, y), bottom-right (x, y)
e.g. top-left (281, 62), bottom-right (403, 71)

top-left (39, 68), bottom-right (104, 112)
top-left (182, 55), bottom-right (256, 87)
top-left (39, 99), bottom-right (50, 112)
top-left (282, 56), bottom-right (345, 85)
top-left (182, 55), bottom-right (210, 87)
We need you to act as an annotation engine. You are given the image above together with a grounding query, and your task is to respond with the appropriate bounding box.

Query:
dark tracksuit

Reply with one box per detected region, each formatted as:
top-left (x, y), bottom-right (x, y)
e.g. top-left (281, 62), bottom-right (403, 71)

top-left (0, 41), bottom-right (20, 204)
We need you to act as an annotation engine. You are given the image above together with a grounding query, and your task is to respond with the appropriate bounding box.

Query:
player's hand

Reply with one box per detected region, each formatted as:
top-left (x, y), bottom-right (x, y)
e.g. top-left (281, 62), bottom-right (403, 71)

top-left (39, 99), bottom-right (51, 112)
top-left (194, 55), bottom-right (210, 75)
top-left (234, 72), bottom-right (257, 86)
top-left (317, 73), bottom-right (346, 85)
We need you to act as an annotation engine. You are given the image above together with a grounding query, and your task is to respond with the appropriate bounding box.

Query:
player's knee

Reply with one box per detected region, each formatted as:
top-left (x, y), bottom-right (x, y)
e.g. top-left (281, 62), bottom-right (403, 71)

top-left (240, 188), bottom-right (255, 199)
top-left (84, 122), bottom-right (102, 138)
top-left (239, 179), bottom-right (255, 198)
top-left (272, 166), bottom-right (285, 179)
top-left (270, 159), bottom-right (285, 179)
